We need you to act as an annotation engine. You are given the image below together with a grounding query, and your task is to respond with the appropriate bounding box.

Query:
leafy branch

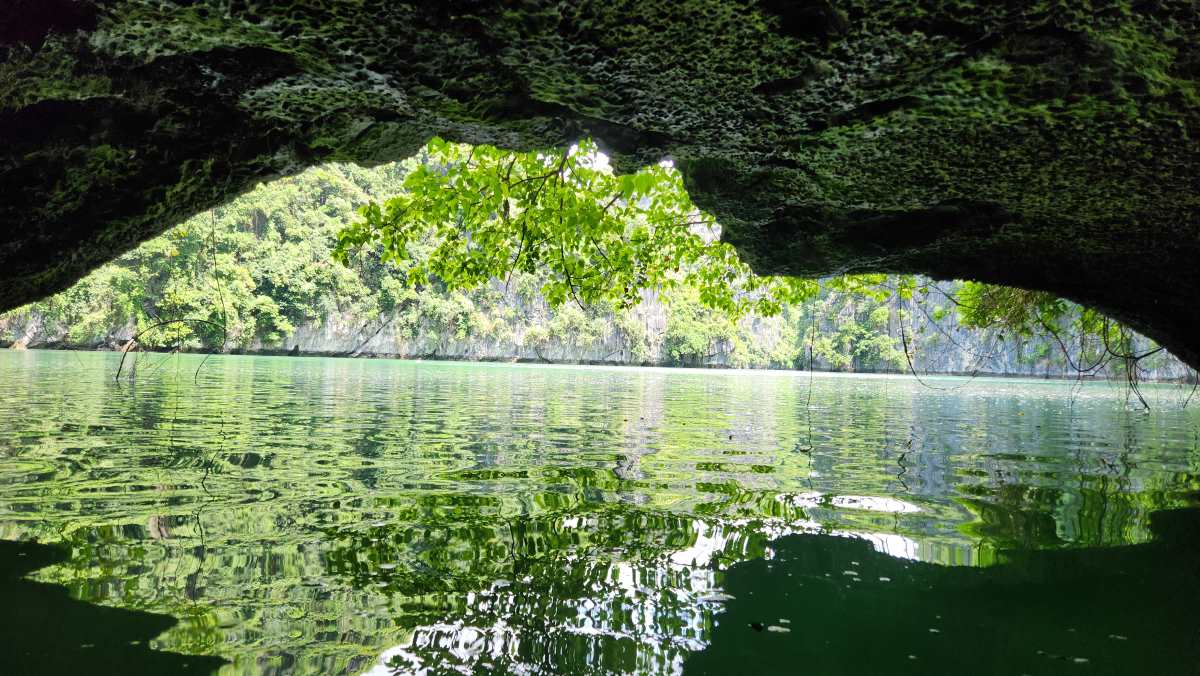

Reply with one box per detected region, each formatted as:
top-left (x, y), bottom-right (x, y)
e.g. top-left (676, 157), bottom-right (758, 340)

top-left (333, 137), bottom-right (817, 319)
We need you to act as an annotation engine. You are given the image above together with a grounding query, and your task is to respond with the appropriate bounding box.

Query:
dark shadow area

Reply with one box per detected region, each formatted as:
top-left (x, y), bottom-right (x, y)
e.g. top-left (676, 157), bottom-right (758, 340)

top-left (687, 508), bottom-right (1200, 675)
top-left (0, 539), bottom-right (226, 675)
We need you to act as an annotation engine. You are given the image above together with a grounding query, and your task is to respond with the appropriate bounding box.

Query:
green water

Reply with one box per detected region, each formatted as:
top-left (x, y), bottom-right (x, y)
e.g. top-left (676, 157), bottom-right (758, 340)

top-left (0, 350), bottom-right (1197, 674)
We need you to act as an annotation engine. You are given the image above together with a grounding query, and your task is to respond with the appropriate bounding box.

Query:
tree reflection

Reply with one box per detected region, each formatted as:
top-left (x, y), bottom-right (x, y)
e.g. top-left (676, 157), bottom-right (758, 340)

top-left (3, 352), bottom-right (1200, 672)
top-left (333, 509), bottom-right (763, 674)
top-left (331, 492), bottom-right (1200, 674)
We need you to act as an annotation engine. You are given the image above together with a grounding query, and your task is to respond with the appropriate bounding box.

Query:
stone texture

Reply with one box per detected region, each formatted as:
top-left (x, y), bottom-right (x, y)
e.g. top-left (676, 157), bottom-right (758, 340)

top-left (1, 1), bottom-right (1198, 365)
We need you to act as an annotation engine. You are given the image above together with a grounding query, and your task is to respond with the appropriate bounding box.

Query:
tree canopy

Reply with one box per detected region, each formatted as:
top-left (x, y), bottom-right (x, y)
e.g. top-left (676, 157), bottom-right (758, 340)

top-left (333, 138), bottom-right (815, 317)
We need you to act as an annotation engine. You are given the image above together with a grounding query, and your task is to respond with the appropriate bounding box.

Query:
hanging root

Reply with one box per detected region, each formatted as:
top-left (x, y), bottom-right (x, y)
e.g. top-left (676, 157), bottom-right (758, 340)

top-left (114, 318), bottom-right (227, 381)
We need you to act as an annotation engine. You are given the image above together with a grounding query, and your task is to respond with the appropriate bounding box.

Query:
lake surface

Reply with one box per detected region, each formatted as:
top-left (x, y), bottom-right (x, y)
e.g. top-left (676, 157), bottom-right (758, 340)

top-left (0, 350), bottom-right (1197, 674)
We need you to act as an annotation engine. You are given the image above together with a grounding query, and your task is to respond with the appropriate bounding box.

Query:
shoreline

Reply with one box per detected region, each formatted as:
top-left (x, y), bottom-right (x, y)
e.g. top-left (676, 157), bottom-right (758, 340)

top-left (6, 342), bottom-right (1193, 385)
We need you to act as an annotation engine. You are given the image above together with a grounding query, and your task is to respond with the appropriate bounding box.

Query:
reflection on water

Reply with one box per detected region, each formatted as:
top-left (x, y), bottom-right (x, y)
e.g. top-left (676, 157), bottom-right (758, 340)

top-left (0, 351), bottom-right (1197, 674)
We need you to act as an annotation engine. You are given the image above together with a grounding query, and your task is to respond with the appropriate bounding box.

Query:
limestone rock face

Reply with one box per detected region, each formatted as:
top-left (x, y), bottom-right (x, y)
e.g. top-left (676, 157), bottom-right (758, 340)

top-left (2, 1), bottom-right (1198, 365)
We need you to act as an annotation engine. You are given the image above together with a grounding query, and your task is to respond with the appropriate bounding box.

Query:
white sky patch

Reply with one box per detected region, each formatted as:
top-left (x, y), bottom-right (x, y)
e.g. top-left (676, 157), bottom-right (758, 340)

top-left (570, 146), bottom-right (672, 174)
top-left (590, 150), bottom-right (612, 172)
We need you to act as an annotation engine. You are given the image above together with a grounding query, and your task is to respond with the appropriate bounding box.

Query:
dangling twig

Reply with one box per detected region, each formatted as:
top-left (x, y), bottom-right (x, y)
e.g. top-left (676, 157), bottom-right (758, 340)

top-left (114, 319), bottom-right (227, 381)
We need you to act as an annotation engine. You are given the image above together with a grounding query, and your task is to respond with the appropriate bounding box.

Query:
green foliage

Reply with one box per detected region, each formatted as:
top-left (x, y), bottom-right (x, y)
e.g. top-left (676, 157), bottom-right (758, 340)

top-left (662, 286), bottom-right (738, 366)
top-left (4, 162), bottom-right (408, 350)
top-left (957, 282), bottom-right (1142, 359)
top-left (951, 281), bottom-right (1174, 392)
top-left (798, 288), bottom-right (905, 372)
top-left (334, 138), bottom-right (816, 318)
top-left (956, 283), bottom-right (1067, 337)
top-left (614, 310), bottom-right (653, 364)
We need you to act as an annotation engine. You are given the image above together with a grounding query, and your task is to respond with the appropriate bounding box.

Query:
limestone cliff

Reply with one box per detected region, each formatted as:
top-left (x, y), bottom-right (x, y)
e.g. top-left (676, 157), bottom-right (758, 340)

top-left (4, 283), bottom-right (1187, 380)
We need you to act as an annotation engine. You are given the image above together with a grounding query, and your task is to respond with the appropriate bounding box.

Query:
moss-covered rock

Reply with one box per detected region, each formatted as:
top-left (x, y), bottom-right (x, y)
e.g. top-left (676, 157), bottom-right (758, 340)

top-left (1, 0), bottom-right (1198, 365)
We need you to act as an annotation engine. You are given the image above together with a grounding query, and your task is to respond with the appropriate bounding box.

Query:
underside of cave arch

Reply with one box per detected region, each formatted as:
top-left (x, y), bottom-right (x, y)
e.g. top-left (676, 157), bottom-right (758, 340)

top-left (1, 1), bottom-right (1198, 365)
